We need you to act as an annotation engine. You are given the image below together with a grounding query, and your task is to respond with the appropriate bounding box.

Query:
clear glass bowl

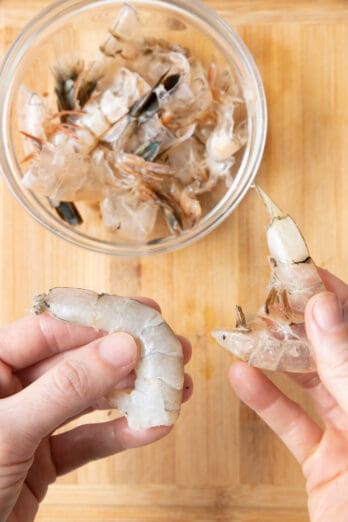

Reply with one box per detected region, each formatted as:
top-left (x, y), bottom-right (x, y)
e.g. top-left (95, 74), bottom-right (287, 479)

top-left (0, 0), bottom-right (267, 256)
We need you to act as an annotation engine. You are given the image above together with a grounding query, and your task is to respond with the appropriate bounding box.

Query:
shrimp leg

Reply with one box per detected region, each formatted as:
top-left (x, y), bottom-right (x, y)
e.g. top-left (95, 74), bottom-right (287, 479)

top-left (34, 288), bottom-right (184, 430)
top-left (212, 186), bottom-right (325, 372)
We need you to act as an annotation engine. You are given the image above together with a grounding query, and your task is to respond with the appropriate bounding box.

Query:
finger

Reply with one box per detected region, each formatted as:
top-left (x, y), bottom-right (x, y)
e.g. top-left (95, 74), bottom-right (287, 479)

top-left (17, 335), bottom-right (192, 387)
top-left (0, 314), bottom-right (102, 370)
top-left (182, 373), bottom-right (193, 402)
top-left (2, 332), bottom-right (139, 447)
top-left (177, 336), bottom-right (192, 364)
top-left (289, 373), bottom-right (348, 429)
top-left (50, 417), bottom-right (171, 476)
top-left (306, 291), bottom-right (348, 415)
top-left (317, 268), bottom-right (348, 306)
top-left (0, 359), bottom-right (22, 398)
top-left (132, 297), bottom-right (161, 313)
top-left (229, 362), bottom-right (322, 464)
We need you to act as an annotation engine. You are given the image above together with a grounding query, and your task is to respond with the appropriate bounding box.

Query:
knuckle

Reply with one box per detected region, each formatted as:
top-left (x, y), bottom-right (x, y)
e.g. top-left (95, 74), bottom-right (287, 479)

top-left (51, 359), bottom-right (91, 404)
top-left (38, 314), bottom-right (61, 356)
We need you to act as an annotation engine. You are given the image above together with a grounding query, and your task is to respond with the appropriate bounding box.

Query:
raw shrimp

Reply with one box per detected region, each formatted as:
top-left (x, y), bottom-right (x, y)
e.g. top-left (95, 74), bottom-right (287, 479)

top-left (33, 288), bottom-right (184, 430)
top-left (212, 186), bottom-right (325, 372)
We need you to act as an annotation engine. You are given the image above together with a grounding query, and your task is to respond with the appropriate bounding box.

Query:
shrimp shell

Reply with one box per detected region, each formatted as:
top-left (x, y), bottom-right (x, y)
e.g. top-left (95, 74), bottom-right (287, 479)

top-left (17, 87), bottom-right (49, 153)
top-left (34, 288), bottom-right (184, 430)
top-left (212, 186), bottom-right (325, 373)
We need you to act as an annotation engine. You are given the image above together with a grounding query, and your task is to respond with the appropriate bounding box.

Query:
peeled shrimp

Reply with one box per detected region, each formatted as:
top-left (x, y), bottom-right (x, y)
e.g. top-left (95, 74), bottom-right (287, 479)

top-left (212, 186), bottom-right (325, 372)
top-left (34, 288), bottom-right (184, 430)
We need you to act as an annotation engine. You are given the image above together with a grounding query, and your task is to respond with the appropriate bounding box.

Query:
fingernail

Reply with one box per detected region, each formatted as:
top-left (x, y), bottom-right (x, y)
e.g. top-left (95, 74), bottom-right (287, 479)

top-left (313, 292), bottom-right (343, 332)
top-left (99, 332), bottom-right (138, 367)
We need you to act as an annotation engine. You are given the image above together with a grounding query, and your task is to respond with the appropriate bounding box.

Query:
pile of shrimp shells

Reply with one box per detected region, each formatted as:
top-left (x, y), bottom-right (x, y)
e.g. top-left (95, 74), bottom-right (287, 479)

top-left (18, 4), bottom-right (248, 242)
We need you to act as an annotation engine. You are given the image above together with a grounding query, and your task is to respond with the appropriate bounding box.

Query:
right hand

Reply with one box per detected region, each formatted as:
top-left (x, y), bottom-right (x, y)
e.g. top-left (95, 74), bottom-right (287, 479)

top-left (229, 269), bottom-right (348, 522)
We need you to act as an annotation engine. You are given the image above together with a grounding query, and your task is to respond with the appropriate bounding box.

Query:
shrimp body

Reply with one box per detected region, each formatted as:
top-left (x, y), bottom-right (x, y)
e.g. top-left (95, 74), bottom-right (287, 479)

top-left (212, 186), bottom-right (325, 373)
top-left (34, 288), bottom-right (184, 430)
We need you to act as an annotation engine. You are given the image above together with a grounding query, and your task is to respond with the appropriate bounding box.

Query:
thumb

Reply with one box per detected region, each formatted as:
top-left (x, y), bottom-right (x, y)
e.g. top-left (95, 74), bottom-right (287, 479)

top-left (2, 332), bottom-right (138, 450)
top-left (306, 291), bottom-right (348, 413)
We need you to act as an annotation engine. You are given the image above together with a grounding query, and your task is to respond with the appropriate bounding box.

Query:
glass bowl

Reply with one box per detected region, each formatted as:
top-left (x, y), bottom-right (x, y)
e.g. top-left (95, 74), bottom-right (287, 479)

top-left (0, 0), bottom-right (267, 257)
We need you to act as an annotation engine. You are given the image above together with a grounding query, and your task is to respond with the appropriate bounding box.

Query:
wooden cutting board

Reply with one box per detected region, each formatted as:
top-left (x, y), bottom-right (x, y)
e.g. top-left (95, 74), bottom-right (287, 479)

top-left (0, 1), bottom-right (347, 520)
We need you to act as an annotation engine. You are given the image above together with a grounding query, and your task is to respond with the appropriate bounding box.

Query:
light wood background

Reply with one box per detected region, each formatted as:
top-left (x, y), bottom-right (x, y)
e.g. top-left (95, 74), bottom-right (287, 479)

top-left (1, 1), bottom-right (348, 520)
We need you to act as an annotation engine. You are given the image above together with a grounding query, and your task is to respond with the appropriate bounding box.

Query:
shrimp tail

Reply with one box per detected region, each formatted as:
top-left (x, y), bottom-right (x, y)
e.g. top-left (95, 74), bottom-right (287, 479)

top-left (33, 293), bottom-right (49, 314)
top-left (254, 184), bottom-right (284, 220)
top-left (255, 183), bottom-right (310, 264)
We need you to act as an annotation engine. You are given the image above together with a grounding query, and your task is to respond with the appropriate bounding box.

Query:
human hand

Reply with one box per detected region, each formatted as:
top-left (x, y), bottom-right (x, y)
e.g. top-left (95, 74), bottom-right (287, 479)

top-left (229, 269), bottom-right (348, 522)
top-left (0, 298), bottom-right (192, 522)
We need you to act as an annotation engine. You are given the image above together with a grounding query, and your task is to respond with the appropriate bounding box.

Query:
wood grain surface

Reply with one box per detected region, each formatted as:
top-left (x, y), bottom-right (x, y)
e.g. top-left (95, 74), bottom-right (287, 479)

top-left (0, 0), bottom-right (348, 520)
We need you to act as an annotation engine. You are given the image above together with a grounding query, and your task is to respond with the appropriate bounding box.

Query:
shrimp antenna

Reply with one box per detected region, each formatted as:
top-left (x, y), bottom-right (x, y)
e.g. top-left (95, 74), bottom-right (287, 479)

top-left (254, 184), bottom-right (286, 221)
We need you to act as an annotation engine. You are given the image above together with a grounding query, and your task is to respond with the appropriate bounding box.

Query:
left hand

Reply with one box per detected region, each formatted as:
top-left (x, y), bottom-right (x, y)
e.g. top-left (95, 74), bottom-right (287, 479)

top-left (0, 298), bottom-right (192, 522)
